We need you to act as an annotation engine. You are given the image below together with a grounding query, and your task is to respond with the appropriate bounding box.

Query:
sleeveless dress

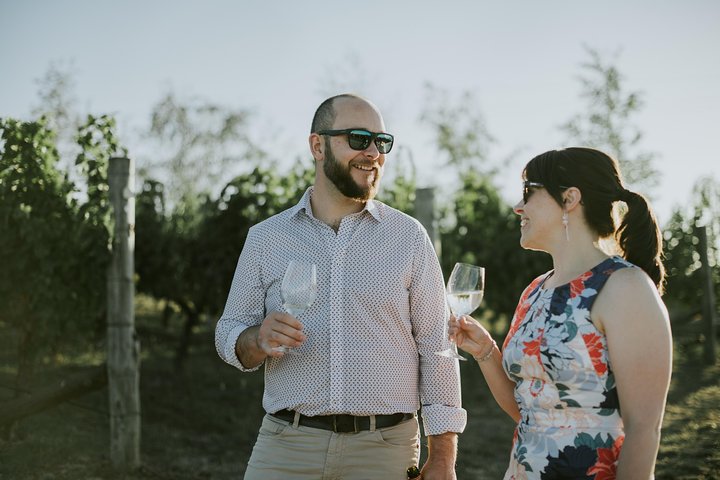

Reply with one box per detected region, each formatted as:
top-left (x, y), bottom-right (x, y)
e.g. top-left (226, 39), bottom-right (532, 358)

top-left (502, 256), bottom-right (633, 480)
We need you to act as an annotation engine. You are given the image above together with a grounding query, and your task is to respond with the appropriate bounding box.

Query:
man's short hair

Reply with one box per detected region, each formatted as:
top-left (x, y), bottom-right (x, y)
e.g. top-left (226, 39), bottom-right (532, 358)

top-left (310, 93), bottom-right (364, 133)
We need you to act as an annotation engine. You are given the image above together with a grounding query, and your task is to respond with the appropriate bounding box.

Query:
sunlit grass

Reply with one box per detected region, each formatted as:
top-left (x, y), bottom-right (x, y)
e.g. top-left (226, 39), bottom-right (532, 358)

top-left (1, 296), bottom-right (718, 478)
top-left (656, 357), bottom-right (720, 480)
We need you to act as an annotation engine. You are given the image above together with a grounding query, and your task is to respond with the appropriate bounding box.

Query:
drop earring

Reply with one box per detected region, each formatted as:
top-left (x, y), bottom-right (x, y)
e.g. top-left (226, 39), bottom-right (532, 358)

top-left (562, 211), bottom-right (570, 241)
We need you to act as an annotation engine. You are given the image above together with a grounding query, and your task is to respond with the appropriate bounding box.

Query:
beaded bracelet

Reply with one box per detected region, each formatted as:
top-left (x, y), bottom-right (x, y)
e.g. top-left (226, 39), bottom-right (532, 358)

top-left (474, 339), bottom-right (497, 363)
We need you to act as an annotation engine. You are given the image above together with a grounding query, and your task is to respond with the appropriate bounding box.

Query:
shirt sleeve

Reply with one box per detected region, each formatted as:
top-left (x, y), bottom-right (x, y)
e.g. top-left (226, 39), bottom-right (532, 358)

top-left (409, 226), bottom-right (467, 436)
top-left (214, 226), bottom-right (266, 372)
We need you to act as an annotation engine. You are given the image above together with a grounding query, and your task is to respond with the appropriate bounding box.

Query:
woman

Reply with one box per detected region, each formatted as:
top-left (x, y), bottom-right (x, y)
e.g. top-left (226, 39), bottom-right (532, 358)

top-left (450, 147), bottom-right (672, 479)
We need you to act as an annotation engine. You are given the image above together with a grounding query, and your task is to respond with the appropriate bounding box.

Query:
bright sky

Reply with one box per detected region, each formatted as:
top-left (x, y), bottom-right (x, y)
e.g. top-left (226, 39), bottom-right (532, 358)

top-left (2, 0), bottom-right (719, 225)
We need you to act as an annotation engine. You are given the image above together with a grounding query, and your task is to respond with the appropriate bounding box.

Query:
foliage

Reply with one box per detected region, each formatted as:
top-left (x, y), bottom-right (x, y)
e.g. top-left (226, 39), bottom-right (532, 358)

top-left (420, 84), bottom-right (495, 173)
top-left (663, 176), bottom-right (720, 310)
top-left (419, 83), bottom-right (547, 331)
top-left (141, 92), bottom-right (267, 208)
top-left (1, 118), bottom-right (70, 381)
top-left (561, 47), bottom-right (660, 194)
top-left (0, 115), bottom-right (125, 387)
top-left (29, 62), bottom-right (84, 179)
top-left (439, 170), bottom-right (551, 330)
top-left (376, 146), bottom-right (417, 215)
top-left (31, 61), bottom-right (80, 136)
top-left (202, 161), bottom-right (314, 312)
top-left (134, 159), bottom-right (314, 368)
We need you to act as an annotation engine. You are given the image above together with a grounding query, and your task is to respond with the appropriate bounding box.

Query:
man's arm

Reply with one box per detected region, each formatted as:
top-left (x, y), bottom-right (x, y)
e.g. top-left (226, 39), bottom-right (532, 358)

top-left (236, 326), bottom-right (265, 369)
top-left (409, 226), bottom-right (466, 475)
top-left (421, 432), bottom-right (457, 480)
top-left (215, 227), bottom-right (267, 371)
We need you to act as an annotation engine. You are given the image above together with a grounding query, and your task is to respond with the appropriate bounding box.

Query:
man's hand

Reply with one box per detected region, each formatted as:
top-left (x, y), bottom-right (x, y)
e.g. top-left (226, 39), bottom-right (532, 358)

top-left (257, 310), bottom-right (307, 353)
top-left (235, 312), bottom-right (306, 368)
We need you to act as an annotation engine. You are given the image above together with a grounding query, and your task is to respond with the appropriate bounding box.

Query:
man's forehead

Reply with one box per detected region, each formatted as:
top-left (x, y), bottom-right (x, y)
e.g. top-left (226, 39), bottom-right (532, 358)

top-left (333, 97), bottom-right (384, 127)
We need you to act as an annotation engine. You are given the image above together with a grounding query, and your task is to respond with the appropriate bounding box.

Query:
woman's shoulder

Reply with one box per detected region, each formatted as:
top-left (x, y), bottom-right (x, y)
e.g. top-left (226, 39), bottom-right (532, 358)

top-left (603, 260), bottom-right (656, 294)
top-left (593, 260), bottom-right (668, 330)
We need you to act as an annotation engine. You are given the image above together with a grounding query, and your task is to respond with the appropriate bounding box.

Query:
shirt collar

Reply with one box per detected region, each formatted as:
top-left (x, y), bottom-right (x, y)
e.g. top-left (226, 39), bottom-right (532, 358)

top-left (291, 187), bottom-right (382, 222)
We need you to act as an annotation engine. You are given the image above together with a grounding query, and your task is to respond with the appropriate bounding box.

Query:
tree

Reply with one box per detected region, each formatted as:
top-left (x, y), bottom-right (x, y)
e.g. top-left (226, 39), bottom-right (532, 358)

top-left (134, 159), bottom-right (314, 370)
top-left (561, 47), bottom-right (660, 194)
top-left (419, 84), bottom-right (550, 334)
top-left (31, 61), bottom-right (80, 135)
top-left (663, 176), bottom-right (720, 311)
top-left (439, 170), bottom-right (551, 333)
top-left (376, 146), bottom-right (417, 215)
top-left (0, 115), bottom-right (125, 393)
top-left (420, 84), bottom-right (495, 173)
top-left (140, 92), bottom-right (267, 208)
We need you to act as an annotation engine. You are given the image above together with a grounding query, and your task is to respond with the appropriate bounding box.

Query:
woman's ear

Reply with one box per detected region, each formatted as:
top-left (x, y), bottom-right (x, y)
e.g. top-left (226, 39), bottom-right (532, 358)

top-left (563, 187), bottom-right (583, 211)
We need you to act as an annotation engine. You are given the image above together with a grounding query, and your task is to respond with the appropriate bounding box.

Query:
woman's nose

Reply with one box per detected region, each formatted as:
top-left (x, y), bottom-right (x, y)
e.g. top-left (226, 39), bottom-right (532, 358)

top-left (512, 200), bottom-right (524, 215)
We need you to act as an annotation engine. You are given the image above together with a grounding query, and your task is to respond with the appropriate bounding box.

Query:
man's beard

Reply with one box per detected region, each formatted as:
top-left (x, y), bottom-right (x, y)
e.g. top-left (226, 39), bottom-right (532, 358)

top-left (323, 141), bottom-right (381, 201)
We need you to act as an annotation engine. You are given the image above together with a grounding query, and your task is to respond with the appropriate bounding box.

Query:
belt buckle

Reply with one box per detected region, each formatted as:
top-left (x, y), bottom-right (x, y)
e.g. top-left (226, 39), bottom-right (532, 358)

top-left (332, 415), bottom-right (358, 433)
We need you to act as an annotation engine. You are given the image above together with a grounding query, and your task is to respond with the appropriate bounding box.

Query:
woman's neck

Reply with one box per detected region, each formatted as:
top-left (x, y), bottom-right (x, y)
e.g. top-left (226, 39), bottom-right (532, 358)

top-left (546, 238), bottom-right (610, 289)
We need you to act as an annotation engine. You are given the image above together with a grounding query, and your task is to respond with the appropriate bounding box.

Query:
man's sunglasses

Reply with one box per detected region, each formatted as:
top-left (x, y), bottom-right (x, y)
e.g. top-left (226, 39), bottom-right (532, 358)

top-left (522, 181), bottom-right (570, 204)
top-left (317, 128), bottom-right (394, 154)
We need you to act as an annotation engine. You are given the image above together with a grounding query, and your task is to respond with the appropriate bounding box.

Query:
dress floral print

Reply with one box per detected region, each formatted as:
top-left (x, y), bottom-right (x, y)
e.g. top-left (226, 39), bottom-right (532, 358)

top-left (502, 256), bottom-right (633, 479)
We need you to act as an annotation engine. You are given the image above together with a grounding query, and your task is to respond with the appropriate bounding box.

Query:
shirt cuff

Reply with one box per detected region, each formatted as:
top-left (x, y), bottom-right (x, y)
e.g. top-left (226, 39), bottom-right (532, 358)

top-left (420, 404), bottom-right (467, 436)
top-left (223, 324), bottom-right (264, 373)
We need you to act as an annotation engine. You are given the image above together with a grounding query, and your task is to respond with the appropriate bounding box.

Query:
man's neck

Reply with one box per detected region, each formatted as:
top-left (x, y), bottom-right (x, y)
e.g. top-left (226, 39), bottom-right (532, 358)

top-left (310, 181), bottom-right (366, 231)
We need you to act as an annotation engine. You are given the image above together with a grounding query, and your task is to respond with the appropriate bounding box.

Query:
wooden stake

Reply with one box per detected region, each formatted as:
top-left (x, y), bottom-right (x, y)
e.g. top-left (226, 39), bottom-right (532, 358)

top-left (698, 225), bottom-right (718, 364)
top-left (107, 157), bottom-right (140, 469)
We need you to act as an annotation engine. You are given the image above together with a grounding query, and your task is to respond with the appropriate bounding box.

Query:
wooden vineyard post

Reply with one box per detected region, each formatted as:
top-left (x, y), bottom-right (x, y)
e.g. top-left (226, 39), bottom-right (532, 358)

top-left (415, 187), bottom-right (441, 259)
top-left (107, 157), bottom-right (141, 469)
top-left (697, 225), bottom-right (718, 364)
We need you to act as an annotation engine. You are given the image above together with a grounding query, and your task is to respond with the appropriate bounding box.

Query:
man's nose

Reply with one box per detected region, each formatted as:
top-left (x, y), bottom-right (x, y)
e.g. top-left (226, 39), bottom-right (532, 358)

top-left (363, 140), bottom-right (381, 158)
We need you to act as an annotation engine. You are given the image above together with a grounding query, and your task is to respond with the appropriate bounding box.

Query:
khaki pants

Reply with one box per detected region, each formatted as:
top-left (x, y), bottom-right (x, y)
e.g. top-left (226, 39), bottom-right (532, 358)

top-left (243, 413), bottom-right (420, 480)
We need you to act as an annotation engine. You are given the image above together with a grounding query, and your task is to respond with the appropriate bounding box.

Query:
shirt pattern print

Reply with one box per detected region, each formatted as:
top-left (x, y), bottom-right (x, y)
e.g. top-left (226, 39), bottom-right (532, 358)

top-left (215, 187), bottom-right (467, 436)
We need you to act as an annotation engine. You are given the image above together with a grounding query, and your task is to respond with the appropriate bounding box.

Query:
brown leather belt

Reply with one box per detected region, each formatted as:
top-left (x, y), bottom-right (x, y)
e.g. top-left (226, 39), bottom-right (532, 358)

top-left (271, 409), bottom-right (415, 433)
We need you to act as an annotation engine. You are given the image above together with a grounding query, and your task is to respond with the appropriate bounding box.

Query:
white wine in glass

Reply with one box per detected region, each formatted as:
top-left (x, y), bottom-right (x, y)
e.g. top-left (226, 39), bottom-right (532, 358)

top-left (447, 290), bottom-right (484, 317)
top-left (436, 262), bottom-right (485, 360)
top-left (271, 260), bottom-right (318, 354)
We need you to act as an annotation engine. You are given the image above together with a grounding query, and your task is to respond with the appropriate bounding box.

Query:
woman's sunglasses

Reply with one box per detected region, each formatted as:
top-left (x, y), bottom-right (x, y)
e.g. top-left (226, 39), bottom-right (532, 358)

top-left (317, 128), bottom-right (394, 154)
top-left (522, 181), bottom-right (570, 203)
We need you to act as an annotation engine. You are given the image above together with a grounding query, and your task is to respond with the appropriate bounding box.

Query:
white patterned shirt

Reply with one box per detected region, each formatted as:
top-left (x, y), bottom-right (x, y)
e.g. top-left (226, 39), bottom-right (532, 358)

top-left (215, 188), bottom-right (467, 435)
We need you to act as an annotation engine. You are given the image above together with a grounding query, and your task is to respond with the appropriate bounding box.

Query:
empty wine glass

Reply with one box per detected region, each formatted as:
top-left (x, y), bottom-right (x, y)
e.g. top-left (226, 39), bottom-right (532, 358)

top-left (435, 262), bottom-right (485, 360)
top-left (271, 260), bottom-right (318, 354)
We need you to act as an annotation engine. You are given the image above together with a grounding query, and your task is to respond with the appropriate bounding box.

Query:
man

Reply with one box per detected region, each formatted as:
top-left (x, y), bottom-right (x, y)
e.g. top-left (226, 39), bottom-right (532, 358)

top-left (215, 94), bottom-right (466, 479)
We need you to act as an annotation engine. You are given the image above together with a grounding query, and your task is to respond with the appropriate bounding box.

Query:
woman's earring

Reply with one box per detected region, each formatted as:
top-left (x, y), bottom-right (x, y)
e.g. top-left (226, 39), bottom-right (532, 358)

top-left (562, 211), bottom-right (570, 242)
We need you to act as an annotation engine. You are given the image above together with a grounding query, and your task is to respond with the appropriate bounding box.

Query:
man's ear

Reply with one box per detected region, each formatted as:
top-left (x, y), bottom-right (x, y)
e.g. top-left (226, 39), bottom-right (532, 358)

top-left (563, 187), bottom-right (583, 211)
top-left (309, 133), bottom-right (324, 161)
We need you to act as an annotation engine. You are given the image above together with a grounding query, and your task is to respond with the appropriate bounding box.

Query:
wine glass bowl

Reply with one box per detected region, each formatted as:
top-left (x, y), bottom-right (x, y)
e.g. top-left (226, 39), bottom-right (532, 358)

top-left (272, 260), bottom-right (317, 354)
top-left (436, 262), bottom-right (485, 360)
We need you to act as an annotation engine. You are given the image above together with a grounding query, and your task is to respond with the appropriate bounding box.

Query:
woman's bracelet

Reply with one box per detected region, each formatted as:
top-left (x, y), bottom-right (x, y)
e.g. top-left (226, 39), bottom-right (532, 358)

top-left (474, 339), bottom-right (497, 363)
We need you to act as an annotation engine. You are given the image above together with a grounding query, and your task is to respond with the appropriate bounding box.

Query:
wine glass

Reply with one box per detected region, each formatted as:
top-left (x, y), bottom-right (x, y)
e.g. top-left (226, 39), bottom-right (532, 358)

top-left (271, 260), bottom-right (318, 354)
top-left (435, 262), bottom-right (485, 360)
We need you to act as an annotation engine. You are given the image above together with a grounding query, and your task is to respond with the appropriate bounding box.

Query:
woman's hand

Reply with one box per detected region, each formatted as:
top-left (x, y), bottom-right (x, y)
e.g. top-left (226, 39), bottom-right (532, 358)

top-left (448, 314), bottom-right (494, 359)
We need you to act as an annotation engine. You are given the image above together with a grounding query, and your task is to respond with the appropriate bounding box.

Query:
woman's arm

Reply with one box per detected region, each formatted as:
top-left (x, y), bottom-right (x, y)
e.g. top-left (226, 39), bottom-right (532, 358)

top-left (593, 267), bottom-right (673, 480)
top-left (451, 315), bottom-right (520, 422)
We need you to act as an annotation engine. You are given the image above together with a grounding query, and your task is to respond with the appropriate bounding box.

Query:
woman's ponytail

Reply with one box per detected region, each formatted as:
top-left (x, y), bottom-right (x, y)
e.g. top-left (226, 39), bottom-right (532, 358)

top-left (615, 190), bottom-right (666, 294)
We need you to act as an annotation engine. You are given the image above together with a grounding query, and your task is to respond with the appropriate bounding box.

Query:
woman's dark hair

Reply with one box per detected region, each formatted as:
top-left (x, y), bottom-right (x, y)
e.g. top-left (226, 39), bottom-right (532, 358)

top-left (523, 147), bottom-right (665, 293)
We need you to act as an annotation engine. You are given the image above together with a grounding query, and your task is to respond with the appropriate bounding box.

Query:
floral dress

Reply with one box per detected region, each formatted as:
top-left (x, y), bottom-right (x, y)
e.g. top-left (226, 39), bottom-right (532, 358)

top-left (502, 256), bottom-right (633, 480)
